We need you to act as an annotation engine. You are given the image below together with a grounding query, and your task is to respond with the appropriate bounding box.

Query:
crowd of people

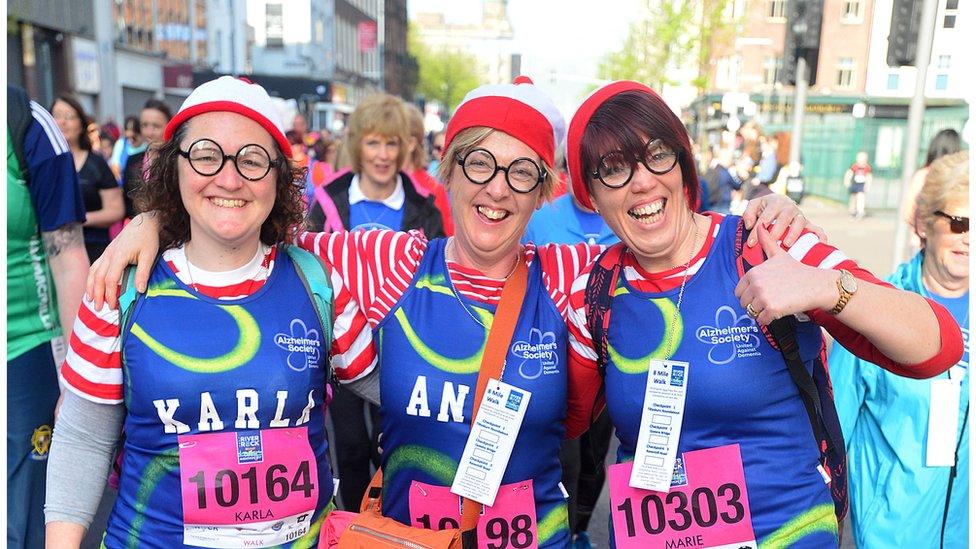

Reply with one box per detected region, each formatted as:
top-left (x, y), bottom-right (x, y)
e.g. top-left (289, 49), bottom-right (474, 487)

top-left (5, 73), bottom-right (967, 549)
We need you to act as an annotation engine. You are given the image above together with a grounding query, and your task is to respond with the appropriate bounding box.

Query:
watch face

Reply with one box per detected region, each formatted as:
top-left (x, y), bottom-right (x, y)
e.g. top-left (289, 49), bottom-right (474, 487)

top-left (840, 272), bottom-right (858, 293)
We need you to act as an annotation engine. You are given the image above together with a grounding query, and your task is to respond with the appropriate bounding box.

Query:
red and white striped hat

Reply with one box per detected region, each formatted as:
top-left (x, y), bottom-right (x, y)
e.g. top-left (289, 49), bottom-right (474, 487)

top-left (164, 76), bottom-right (291, 158)
top-left (443, 76), bottom-right (565, 168)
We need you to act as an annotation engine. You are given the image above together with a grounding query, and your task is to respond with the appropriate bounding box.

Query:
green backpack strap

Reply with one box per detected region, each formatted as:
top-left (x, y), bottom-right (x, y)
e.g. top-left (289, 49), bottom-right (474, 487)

top-left (285, 245), bottom-right (335, 370)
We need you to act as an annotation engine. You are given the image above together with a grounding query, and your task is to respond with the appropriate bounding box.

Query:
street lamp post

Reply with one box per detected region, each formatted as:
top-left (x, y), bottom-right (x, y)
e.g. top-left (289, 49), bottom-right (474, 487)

top-left (891, 0), bottom-right (939, 268)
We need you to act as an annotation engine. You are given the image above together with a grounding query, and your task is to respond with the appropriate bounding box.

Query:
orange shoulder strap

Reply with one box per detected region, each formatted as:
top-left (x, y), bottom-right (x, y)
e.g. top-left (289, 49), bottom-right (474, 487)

top-left (460, 254), bottom-right (528, 535)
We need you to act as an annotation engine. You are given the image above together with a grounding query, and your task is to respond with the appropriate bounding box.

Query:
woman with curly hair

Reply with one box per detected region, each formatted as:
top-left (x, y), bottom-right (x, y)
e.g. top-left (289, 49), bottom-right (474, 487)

top-left (45, 76), bottom-right (375, 548)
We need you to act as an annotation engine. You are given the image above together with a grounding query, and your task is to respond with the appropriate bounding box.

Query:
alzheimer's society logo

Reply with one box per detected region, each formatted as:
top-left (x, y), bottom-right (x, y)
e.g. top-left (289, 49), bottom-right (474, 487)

top-left (274, 319), bottom-right (321, 372)
top-left (512, 328), bottom-right (560, 379)
top-left (695, 306), bottom-right (762, 365)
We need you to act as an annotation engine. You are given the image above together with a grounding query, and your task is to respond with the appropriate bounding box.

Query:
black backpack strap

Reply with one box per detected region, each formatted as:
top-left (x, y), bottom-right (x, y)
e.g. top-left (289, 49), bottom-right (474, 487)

top-left (765, 317), bottom-right (831, 455)
top-left (583, 245), bottom-right (626, 377)
top-left (733, 221), bottom-right (829, 448)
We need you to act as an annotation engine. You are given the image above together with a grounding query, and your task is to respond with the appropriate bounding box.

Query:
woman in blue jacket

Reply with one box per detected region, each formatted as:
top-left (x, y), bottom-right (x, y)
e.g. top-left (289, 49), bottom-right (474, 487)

top-left (830, 150), bottom-right (969, 548)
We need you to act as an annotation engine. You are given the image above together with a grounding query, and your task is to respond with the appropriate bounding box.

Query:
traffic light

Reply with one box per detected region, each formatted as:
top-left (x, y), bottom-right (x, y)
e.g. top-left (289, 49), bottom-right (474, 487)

top-left (887, 0), bottom-right (922, 66)
top-left (779, 0), bottom-right (825, 86)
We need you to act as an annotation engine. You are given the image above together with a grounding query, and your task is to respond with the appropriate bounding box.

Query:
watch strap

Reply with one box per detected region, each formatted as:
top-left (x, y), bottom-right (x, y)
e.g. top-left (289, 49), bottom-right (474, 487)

top-left (829, 270), bottom-right (853, 315)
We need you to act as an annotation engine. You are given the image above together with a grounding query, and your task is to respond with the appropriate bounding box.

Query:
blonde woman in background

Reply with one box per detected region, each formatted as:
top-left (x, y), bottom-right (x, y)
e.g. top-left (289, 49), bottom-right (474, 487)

top-left (830, 150), bottom-right (969, 548)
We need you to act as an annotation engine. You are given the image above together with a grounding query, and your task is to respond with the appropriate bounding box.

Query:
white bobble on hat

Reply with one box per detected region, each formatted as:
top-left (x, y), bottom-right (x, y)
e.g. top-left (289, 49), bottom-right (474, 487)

top-left (443, 76), bottom-right (565, 168)
top-left (164, 76), bottom-right (292, 158)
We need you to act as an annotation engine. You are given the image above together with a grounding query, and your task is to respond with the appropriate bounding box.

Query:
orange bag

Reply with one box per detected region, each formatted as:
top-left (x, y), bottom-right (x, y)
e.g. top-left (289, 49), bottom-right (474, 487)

top-left (323, 257), bottom-right (529, 549)
top-left (326, 470), bottom-right (462, 548)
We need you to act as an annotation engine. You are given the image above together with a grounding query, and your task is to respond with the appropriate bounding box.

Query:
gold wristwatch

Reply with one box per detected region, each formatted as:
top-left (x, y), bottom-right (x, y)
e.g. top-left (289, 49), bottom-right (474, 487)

top-left (829, 269), bottom-right (858, 314)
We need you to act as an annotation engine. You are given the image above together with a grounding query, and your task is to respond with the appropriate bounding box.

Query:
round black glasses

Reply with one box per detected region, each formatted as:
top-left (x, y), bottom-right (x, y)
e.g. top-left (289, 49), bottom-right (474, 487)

top-left (590, 138), bottom-right (679, 188)
top-left (455, 148), bottom-right (545, 194)
top-left (178, 138), bottom-right (282, 181)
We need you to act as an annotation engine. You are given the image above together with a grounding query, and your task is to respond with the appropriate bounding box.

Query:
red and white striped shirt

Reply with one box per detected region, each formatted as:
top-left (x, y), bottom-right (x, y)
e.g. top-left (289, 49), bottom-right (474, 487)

top-left (295, 229), bottom-right (603, 324)
top-left (62, 244), bottom-right (376, 404)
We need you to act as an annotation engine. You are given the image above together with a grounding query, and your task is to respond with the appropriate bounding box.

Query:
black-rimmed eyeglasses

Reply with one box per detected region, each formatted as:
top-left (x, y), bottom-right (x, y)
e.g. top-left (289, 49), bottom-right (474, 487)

top-left (590, 138), bottom-right (679, 188)
top-left (934, 211), bottom-right (969, 234)
top-left (178, 138), bottom-right (282, 181)
top-left (455, 148), bottom-right (546, 193)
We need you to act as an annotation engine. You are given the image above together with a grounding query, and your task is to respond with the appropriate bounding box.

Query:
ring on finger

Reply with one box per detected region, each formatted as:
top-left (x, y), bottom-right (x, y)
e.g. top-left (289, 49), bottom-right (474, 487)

top-left (746, 303), bottom-right (760, 318)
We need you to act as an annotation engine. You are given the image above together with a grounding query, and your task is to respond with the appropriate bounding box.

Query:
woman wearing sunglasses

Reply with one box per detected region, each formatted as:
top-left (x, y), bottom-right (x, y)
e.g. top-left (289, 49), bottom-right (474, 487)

top-left (45, 77), bottom-right (376, 548)
top-left (830, 150), bottom-right (970, 548)
top-left (84, 78), bottom-right (812, 548)
top-left (562, 81), bottom-right (964, 548)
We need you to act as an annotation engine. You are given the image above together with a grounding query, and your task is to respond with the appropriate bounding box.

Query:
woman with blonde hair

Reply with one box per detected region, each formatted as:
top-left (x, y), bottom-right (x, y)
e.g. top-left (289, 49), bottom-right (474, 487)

top-left (831, 150), bottom-right (969, 548)
top-left (402, 102), bottom-right (454, 235)
top-left (306, 93), bottom-right (444, 236)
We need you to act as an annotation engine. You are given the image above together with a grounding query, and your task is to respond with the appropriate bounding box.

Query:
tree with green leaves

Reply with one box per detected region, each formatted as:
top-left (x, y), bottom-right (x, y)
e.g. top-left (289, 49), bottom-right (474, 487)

top-left (596, 0), bottom-right (737, 93)
top-left (409, 28), bottom-right (483, 115)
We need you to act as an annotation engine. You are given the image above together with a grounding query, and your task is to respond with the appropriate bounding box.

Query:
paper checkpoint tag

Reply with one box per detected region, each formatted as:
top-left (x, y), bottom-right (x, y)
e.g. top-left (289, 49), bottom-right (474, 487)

top-left (926, 378), bottom-right (962, 467)
top-left (630, 360), bottom-right (690, 492)
top-left (451, 379), bottom-right (531, 506)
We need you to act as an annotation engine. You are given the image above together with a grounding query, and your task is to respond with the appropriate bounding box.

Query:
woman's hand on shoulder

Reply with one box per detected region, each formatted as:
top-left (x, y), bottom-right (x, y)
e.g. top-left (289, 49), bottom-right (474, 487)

top-left (733, 224), bottom-right (836, 326)
top-left (87, 212), bottom-right (161, 310)
top-left (740, 194), bottom-right (827, 248)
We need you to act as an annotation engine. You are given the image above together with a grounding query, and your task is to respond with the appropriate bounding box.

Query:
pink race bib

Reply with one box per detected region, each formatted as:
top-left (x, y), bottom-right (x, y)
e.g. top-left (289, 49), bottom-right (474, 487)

top-left (178, 427), bottom-right (319, 548)
top-left (609, 444), bottom-right (757, 549)
top-left (408, 480), bottom-right (537, 549)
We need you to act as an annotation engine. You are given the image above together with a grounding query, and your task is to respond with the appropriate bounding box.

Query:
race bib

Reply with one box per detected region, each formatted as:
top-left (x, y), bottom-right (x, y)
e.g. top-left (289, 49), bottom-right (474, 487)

top-left (609, 444), bottom-right (757, 549)
top-left (178, 427), bottom-right (319, 548)
top-left (409, 480), bottom-right (537, 549)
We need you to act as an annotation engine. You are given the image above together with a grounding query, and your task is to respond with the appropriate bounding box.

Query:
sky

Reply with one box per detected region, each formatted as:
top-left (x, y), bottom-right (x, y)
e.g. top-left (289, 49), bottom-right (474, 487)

top-left (409, 0), bottom-right (643, 119)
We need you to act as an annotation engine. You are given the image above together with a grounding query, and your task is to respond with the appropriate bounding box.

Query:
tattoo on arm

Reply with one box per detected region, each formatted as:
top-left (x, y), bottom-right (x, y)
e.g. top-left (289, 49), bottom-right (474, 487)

top-left (42, 223), bottom-right (85, 257)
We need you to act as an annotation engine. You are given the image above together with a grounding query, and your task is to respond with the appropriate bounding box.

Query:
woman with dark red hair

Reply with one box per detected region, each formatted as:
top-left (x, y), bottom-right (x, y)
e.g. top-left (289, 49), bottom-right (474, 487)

top-left (563, 81), bottom-right (964, 547)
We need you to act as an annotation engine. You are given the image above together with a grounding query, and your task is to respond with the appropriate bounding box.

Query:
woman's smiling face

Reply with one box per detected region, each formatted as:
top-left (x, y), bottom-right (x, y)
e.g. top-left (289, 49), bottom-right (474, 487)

top-left (447, 130), bottom-right (544, 269)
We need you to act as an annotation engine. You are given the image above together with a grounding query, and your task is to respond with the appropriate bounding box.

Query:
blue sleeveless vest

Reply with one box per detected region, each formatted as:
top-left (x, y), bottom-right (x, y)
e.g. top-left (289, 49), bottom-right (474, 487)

top-left (375, 238), bottom-right (571, 547)
top-left (105, 251), bottom-right (334, 548)
top-left (604, 216), bottom-right (836, 547)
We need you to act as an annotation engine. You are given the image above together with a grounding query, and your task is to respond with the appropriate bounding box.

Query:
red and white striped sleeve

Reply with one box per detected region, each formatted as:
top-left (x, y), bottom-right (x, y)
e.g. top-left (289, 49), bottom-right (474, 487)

top-left (295, 229), bottom-right (428, 325)
top-left (534, 242), bottom-right (604, 318)
top-left (783, 231), bottom-right (960, 378)
top-left (61, 297), bottom-right (124, 404)
top-left (565, 264), bottom-right (605, 439)
top-left (328, 266), bottom-right (376, 382)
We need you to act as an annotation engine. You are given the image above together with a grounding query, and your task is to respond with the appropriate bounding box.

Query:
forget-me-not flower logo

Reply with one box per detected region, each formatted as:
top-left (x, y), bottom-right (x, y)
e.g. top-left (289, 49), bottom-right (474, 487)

top-left (274, 319), bottom-right (321, 372)
top-left (695, 305), bottom-right (761, 365)
top-left (512, 327), bottom-right (560, 380)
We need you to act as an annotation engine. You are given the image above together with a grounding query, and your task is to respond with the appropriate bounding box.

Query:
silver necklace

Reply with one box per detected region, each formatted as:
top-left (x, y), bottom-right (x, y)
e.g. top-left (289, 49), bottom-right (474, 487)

top-left (445, 238), bottom-right (520, 330)
top-left (183, 249), bottom-right (200, 292)
top-left (662, 218), bottom-right (701, 355)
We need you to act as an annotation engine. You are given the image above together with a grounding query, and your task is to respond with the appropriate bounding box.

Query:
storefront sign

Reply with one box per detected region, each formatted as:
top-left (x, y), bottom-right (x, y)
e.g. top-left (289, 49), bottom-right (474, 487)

top-left (72, 38), bottom-right (100, 94)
